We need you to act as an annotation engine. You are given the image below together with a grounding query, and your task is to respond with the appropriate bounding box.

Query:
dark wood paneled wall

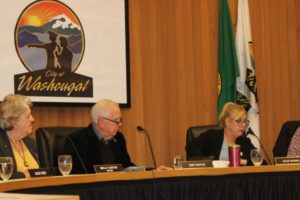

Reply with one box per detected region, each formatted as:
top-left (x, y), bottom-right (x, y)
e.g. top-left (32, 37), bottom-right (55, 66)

top-left (31, 0), bottom-right (300, 167)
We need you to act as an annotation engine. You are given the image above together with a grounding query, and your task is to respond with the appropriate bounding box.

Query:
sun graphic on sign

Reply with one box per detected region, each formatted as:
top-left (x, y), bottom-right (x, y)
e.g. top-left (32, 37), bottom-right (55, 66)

top-left (18, 1), bottom-right (79, 27)
top-left (27, 15), bottom-right (41, 26)
top-left (23, 11), bottom-right (50, 27)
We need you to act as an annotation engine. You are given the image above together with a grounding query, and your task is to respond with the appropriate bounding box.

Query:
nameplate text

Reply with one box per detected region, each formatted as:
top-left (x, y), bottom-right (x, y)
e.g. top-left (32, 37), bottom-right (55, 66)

top-left (28, 168), bottom-right (53, 178)
top-left (94, 164), bottom-right (123, 173)
top-left (181, 160), bottom-right (213, 168)
top-left (274, 157), bottom-right (300, 165)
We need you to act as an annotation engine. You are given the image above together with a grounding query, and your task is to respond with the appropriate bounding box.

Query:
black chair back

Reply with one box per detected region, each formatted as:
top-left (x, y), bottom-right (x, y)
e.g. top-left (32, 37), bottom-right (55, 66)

top-left (186, 125), bottom-right (220, 146)
top-left (186, 125), bottom-right (220, 160)
top-left (273, 121), bottom-right (300, 157)
top-left (36, 126), bottom-right (83, 172)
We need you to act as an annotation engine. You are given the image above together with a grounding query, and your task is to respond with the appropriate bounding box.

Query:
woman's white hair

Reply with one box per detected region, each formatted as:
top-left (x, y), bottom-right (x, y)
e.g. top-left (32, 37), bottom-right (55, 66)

top-left (90, 99), bottom-right (119, 124)
top-left (0, 94), bottom-right (32, 130)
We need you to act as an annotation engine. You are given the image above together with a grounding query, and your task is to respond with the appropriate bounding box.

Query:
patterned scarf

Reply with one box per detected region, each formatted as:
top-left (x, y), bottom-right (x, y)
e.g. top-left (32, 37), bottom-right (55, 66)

top-left (287, 127), bottom-right (300, 156)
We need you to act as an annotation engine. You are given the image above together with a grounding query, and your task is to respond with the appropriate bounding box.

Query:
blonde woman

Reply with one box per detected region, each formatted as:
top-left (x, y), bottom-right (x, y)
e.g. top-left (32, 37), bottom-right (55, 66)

top-left (186, 102), bottom-right (256, 166)
top-left (0, 94), bottom-right (39, 178)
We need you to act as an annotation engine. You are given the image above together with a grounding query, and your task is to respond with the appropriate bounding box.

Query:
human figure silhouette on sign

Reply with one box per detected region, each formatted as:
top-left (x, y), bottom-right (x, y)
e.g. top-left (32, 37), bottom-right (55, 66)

top-left (54, 36), bottom-right (73, 72)
top-left (27, 30), bottom-right (58, 70)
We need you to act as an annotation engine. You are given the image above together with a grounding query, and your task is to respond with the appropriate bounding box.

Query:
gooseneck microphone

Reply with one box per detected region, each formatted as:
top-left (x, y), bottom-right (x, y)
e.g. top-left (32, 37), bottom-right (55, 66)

top-left (66, 136), bottom-right (88, 174)
top-left (246, 132), bottom-right (272, 165)
top-left (137, 126), bottom-right (157, 170)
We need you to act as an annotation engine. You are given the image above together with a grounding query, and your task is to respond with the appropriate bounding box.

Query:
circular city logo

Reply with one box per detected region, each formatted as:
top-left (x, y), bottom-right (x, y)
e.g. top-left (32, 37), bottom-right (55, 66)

top-left (15, 0), bottom-right (85, 73)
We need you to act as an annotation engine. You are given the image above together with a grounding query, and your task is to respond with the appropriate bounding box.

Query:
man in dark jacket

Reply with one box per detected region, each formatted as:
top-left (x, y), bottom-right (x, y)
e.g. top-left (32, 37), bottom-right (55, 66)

top-left (64, 99), bottom-right (134, 174)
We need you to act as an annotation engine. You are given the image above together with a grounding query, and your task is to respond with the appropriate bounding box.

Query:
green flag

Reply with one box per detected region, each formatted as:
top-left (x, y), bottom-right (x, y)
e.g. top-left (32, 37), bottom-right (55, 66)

top-left (217, 0), bottom-right (240, 114)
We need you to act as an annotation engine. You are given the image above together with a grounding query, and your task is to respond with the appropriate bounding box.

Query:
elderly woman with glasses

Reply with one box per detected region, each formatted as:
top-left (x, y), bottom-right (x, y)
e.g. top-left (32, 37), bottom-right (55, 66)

top-left (0, 94), bottom-right (39, 179)
top-left (186, 102), bottom-right (256, 166)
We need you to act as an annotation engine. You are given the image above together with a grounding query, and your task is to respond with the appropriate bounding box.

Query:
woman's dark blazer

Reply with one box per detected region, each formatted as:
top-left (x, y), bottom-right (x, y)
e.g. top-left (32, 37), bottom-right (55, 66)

top-left (0, 129), bottom-right (39, 179)
top-left (186, 129), bottom-right (256, 166)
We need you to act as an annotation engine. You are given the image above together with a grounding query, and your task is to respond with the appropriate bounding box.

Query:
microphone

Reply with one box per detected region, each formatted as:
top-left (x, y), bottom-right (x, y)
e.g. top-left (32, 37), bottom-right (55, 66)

top-left (137, 126), bottom-right (157, 170)
top-left (246, 131), bottom-right (272, 165)
top-left (66, 136), bottom-right (88, 174)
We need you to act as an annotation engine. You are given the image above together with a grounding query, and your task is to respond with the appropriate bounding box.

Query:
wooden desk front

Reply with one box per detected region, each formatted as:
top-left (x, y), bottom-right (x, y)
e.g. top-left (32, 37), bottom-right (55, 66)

top-left (0, 165), bottom-right (299, 200)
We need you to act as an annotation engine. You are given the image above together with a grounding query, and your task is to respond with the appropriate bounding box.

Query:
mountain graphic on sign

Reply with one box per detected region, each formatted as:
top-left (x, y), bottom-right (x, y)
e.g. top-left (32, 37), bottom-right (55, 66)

top-left (45, 14), bottom-right (81, 35)
top-left (18, 14), bottom-right (81, 36)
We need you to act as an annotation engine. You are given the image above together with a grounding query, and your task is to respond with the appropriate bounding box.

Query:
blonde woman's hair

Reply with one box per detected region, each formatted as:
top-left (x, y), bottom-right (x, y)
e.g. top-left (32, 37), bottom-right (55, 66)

top-left (90, 99), bottom-right (119, 124)
top-left (218, 102), bottom-right (246, 128)
top-left (0, 94), bottom-right (32, 130)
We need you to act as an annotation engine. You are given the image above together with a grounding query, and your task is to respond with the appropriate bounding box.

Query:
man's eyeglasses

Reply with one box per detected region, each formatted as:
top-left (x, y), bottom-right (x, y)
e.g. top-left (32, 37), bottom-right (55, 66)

top-left (234, 119), bottom-right (250, 126)
top-left (102, 117), bottom-right (123, 126)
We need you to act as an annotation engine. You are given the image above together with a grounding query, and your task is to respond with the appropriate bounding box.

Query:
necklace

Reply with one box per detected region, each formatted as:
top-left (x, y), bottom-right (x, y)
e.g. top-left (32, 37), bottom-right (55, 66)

top-left (8, 136), bottom-right (29, 167)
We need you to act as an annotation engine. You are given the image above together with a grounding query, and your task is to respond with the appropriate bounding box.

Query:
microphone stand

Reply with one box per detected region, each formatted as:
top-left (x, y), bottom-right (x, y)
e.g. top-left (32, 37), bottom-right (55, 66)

top-left (137, 126), bottom-right (157, 170)
top-left (66, 137), bottom-right (88, 174)
top-left (247, 132), bottom-right (272, 165)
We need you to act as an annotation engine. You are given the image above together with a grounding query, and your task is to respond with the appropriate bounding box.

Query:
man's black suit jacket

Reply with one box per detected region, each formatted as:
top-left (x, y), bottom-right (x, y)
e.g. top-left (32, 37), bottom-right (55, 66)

top-left (64, 124), bottom-right (134, 174)
top-left (185, 129), bottom-right (255, 166)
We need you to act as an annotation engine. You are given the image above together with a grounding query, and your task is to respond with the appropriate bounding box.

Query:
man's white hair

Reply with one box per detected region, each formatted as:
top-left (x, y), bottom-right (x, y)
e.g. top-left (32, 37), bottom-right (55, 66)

top-left (90, 99), bottom-right (119, 124)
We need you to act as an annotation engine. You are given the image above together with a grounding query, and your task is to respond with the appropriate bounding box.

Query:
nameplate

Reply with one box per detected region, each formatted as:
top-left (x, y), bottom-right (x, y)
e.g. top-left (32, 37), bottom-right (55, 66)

top-left (94, 164), bottom-right (123, 173)
top-left (28, 168), bottom-right (53, 178)
top-left (181, 160), bottom-right (213, 168)
top-left (274, 157), bottom-right (300, 165)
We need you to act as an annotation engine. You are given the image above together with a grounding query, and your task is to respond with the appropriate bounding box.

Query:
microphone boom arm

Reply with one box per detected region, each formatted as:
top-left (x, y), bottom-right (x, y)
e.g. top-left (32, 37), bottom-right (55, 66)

top-left (248, 133), bottom-right (272, 165)
top-left (66, 136), bottom-right (88, 174)
top-left (137, 126), bottom-right (157, 169)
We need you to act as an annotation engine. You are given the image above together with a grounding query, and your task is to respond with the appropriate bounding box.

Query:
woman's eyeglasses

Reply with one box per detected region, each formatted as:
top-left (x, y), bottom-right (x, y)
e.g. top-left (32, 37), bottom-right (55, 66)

top-left (234, 118), bottom-right (250, 126)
